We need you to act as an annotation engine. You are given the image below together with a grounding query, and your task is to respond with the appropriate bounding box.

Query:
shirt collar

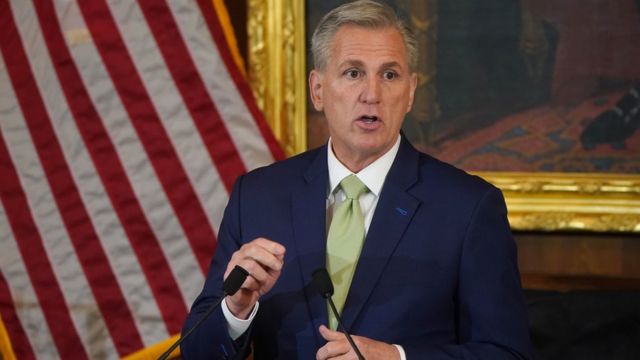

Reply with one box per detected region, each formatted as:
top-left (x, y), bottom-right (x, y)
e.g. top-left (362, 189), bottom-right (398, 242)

top-left (327, 135), bottom-right (401, 197)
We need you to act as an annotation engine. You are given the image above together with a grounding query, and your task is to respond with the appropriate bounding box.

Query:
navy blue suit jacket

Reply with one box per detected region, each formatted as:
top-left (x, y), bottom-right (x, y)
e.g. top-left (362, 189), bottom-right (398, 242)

top-left (181, 137), bottom-right (532, 359)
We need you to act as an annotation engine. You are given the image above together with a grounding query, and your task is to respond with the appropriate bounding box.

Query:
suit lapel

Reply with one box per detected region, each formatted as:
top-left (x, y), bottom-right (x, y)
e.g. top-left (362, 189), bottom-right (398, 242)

top-left (291, 147), bottom-right (329, 346)
top-left (342, 138), bottom-right (421, 330)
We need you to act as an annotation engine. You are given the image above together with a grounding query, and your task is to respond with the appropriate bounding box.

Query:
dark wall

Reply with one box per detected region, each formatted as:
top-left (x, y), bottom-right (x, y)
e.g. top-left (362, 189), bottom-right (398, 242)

top-left (224, 0), bottom-right (247, 67)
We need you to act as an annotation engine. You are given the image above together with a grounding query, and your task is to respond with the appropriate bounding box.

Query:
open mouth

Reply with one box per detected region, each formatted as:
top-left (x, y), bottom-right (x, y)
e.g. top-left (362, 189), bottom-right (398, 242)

top-left (359, 115), bottom-right (379, 123)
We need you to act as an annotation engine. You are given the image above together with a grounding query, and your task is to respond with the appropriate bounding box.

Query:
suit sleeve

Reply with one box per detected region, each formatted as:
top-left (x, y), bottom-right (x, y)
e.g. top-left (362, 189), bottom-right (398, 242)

top-left (180, 176), bottom-right (253, 360)
top-left (403, 187), bottom-right (533, 359)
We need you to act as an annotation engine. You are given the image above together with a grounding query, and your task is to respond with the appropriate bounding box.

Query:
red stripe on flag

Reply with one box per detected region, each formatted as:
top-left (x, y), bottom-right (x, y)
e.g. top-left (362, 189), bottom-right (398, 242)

top-left (1, 2), bottom-right (143, 354)
top-left (139, 0), bottom-right (247, 193)
top-left (77, 2), bottom-right (216, 279)
top-left (0, 270), bottom-right (36, 360)
top-left (0, 130), bottom-right (88, 359)
top-left (196, 0), bottom-right (286, 161)
top-left (34, 0), bottom-right (187, 351)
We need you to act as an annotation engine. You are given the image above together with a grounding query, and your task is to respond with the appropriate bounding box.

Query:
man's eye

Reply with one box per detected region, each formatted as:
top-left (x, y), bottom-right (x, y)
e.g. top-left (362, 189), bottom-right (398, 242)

top-left (345, 70), bottom-right (361, 79)
top-left (383, 71), bottom-right (397, 80)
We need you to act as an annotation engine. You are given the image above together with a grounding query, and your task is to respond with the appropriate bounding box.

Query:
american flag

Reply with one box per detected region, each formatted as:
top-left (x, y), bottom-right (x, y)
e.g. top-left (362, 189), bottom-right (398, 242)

top-left (0, 0), bottom-right (283, 358)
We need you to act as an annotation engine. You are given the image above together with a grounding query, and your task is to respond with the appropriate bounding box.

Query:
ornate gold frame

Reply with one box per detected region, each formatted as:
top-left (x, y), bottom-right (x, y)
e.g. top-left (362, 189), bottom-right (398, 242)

top-left (247, 1), bottom-right (640, 233)
top-left (247, 0), bottom-right (307, 156)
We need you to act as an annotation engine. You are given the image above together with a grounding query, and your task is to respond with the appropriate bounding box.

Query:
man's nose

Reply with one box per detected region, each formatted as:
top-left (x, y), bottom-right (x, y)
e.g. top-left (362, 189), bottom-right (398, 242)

top-left (359, 76), bottom-right (381, 104)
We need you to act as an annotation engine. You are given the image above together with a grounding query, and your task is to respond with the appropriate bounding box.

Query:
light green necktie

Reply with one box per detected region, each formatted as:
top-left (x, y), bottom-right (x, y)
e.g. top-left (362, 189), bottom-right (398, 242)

top-left (326, 174), bottom-right (369, 330)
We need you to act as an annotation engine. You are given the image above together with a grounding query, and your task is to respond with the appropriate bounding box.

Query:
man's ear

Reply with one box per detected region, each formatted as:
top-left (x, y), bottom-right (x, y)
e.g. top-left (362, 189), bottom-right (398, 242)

top-left (406, 72), bottom-right (418, 113)
top-left (309, 69), bottom-right (324, 112)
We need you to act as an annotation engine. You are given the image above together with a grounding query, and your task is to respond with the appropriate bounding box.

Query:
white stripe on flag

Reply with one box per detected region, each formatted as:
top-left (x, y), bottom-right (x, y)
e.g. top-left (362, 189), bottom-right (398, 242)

top-left (169, 1), bottom-right (275, 170)
top-left (62, 0), bottom-right (206, 311)
top-left (56, 2), bottom-right (194, 345)
top-left (0, 187), bottom-right (57, 359)
top-left (0, 20), bottom-right (110, 358)
top-left (13, 0), bottom-right (166, 351)
top-left (105, 0), bottom-right (230, 238)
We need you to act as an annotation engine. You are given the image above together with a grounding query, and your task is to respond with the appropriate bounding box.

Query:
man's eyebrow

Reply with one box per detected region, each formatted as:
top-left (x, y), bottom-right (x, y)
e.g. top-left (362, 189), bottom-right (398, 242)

top-left (380, 61), bottom-right (402, 70)
top-left (339, 59), bottom-right (365, 68)
top-left (338, 60), bottom-right (403, 70)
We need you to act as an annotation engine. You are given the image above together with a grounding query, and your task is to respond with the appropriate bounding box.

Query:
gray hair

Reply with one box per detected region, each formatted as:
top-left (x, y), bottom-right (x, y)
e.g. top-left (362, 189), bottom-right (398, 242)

top-left (311, 0), bottom-right (418, 72)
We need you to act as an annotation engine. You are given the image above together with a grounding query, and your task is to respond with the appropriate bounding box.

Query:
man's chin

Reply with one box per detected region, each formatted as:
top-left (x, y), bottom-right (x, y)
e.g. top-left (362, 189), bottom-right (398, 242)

top-left (351, 143), bottom-right (389, 162)
top-left (332, 134), bottom-right (392, 162)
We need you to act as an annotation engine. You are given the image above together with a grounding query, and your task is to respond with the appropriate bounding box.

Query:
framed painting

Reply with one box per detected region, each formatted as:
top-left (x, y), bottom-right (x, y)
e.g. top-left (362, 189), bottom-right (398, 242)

top-left (246, 0), bottom-right (640, 232)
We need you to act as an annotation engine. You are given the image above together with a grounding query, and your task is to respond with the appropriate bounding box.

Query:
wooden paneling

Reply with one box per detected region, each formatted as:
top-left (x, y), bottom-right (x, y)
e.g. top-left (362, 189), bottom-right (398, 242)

top-left (516, 232), bottom-right (640, 291)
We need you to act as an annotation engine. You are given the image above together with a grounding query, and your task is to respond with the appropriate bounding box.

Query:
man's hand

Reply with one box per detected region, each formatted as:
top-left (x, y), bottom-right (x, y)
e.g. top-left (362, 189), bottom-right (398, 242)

top-left (316, 325), bottom-right (400, 360)
top-left (224, 238), bottom-right (285, 319)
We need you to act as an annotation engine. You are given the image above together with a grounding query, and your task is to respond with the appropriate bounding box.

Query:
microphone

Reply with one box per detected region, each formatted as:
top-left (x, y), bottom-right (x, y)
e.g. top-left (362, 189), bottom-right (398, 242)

top-left (158, 265), bottom-right (249, 360)
top-left (312, 268), bottom-right (365, 360)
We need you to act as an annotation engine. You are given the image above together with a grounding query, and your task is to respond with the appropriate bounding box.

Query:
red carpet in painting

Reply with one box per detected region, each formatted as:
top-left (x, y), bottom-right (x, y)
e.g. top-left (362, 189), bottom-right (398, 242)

top-left (422, 90), bottom-right (640, 173)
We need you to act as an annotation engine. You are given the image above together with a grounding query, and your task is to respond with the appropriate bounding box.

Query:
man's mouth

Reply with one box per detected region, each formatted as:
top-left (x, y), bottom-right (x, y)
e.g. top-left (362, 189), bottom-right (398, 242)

top-left (359, 115), bottom-right (379, 123)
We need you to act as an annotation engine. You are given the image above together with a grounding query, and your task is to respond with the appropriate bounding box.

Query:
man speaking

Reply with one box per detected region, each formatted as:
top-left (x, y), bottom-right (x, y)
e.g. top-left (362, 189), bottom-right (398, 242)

top-left (181, 1), bottom-right (532, 359)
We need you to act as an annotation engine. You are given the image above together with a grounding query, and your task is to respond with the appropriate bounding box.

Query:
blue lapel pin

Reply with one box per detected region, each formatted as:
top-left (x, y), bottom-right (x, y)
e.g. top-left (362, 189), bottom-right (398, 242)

top-left (395, 207), bottom-right (408, 216)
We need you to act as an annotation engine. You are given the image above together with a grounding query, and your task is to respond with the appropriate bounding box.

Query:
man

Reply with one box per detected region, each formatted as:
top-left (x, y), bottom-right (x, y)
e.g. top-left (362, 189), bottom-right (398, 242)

top-left (181, 1), bottom-right (532, 359)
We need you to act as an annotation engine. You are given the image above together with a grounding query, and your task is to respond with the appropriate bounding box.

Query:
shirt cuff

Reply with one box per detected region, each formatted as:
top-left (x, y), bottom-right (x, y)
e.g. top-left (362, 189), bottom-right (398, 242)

top-left (394, 344), bottom-right (407, 360)
top-left (221, 298), bottom-right (259, 340)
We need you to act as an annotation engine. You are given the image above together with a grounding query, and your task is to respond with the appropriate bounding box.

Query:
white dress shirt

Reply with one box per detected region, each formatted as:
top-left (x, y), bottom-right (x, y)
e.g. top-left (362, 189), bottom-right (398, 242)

top-left (222, 135), bottom-right (406, 359)
top-left (326, 135), bottom-right (400, 235)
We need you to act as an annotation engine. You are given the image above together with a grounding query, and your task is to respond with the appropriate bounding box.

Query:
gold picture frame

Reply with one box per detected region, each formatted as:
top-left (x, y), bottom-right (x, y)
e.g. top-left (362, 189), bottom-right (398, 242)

top-left (246, 1), bottom-right (640, 233)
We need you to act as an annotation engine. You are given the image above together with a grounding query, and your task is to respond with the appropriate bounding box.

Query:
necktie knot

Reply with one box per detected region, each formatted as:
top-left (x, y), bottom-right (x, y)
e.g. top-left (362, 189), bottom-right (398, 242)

top-left (340, 174), bottom-right (368, 200)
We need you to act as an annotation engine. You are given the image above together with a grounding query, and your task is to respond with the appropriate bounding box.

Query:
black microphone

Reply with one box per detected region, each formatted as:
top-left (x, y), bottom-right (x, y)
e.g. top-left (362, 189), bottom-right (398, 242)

top-left (158, 265), bottom-right (249, 360)
top-left (312, 268), bottom-right (365, 360)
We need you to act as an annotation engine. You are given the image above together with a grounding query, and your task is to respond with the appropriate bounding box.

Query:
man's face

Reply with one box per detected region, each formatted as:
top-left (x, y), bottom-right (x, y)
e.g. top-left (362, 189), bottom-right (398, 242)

top-left (309, 25), bottom-right (417, 171)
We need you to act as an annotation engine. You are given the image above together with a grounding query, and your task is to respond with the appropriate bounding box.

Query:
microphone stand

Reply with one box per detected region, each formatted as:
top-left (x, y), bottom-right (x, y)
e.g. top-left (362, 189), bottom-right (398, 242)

top-left (312, 268), bottom-right (365, 360)
top-left (327, 295), bottom-right (365, 360)
top-left (158, 296), bottom-right (226, 360)
top-left (158, 265), bottom-right (249, 360)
